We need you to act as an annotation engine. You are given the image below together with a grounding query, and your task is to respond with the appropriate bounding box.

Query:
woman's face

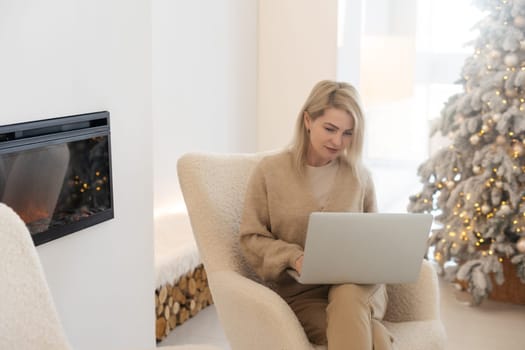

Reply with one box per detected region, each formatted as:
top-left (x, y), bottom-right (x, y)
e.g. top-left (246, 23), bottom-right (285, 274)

top-left (304, 107), bottom-right (354, 167)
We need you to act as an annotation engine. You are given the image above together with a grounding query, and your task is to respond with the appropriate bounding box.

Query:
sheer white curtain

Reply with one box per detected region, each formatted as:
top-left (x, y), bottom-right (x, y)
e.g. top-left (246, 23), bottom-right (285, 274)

top-left (357, 0), bottom-right (483, 162)
top-left (339, 0), bottom-right (483, 211)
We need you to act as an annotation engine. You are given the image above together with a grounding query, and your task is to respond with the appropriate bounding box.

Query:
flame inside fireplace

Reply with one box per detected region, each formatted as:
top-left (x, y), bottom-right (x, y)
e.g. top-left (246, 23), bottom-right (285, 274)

top-left (18, 205), bottom-right (50, 224)
top-left (17, 205), bottom-right (53, 234)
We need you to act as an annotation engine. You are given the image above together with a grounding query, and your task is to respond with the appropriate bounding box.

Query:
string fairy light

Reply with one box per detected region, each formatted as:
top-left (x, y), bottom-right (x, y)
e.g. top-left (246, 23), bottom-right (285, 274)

top-left (404, 0), bottom-right (525, 303)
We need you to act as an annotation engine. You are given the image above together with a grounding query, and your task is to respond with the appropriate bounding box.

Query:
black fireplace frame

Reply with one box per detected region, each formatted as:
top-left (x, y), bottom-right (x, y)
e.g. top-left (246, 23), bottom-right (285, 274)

top-left (0, 111), bottom-right (114, 246)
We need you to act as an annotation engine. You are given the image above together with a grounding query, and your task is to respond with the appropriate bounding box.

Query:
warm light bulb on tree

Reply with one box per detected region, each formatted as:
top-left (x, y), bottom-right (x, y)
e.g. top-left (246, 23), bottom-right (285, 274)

top-left (517, 237), bottom-right (525, 253)
top-left (514, 15), bottom-right (525, 28)
top-left (470, 134), bottom-right (480, 145)
top-left (513, 143), bottom-right (524, 156)
top-left (504, 54), bottom-right (519, 67)
top-left (490, 49), bottom-right (501, 58)
top-left (506, 88), bottom-right (518, 98)
top-left (499, 204), bottom-right (512, 216)
top-left (481, 204), bottom-right (492, 214)
top-left (489, 52), bottom-right (501, 66)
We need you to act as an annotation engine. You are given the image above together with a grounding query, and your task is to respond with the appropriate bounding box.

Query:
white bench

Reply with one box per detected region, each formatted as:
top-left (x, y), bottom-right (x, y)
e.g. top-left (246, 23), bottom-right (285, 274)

top-left (154, 213), bottom-right (213, 341)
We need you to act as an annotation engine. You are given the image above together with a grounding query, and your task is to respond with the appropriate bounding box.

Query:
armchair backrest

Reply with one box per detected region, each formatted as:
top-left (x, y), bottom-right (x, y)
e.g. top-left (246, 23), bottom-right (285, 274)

top-left (177, 152), bottom-right (266, 276)
top-left (0, 203), bottom-right (71, 350)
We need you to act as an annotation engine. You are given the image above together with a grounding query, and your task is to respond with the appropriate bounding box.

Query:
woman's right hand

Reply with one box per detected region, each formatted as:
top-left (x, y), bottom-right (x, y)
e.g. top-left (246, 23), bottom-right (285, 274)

top-left (295, 254), bottom-right (304, 275)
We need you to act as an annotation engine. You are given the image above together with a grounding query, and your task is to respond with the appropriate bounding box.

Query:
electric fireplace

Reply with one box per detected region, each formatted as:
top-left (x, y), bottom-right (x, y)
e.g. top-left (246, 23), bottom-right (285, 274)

top-left (0, 111), bottom-right (114, 246)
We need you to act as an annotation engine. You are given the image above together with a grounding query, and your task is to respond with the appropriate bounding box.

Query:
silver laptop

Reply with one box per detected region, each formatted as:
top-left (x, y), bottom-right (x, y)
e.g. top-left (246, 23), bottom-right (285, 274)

top-left (289, 212), bottom-right (433, 284)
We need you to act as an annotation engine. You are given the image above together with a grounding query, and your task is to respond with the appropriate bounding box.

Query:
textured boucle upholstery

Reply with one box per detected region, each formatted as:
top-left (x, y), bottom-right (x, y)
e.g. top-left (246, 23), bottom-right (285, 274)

top-left (178, 152), bottom-right (447, 350)
top-left (0, 202), bottom-right (222, 350)
top-left (385, 261), bottom-right (442, 322)
top-left (158, 346), bottom-right (222, 350)
top-left (0, 203), bottom-right (71, 350)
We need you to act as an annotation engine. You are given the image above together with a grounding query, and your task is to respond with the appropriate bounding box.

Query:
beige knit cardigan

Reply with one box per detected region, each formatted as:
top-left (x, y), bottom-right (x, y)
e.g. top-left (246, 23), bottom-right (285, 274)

top-left (239, 150), bottom-right (377, 298)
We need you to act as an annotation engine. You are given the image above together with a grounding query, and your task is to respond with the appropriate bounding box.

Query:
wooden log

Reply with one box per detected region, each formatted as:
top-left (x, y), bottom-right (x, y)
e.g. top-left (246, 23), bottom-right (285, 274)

top-left (156, 304), bottom-right (163, 316)
top-left (155, 264), bottom-right (214, 342)
top-left (194, 268), bottom-right (202, 280)
top-left (156, 318), bottom-right (166, 340)
top-left (168, 315), bottom-right (177, 329)
top-left (188, 277), bottom-right (197, 296)
top-left (178, 308), bottom-right (190, 324)
top-left (199, 290), bottom-right (207, 305)
top-left (178, 276), bottom-right (187, 291)
top-left (158, 285), bottom-right (168, 304)
top-left (165, 320), bottom-right (170, 337)
top-left (172, 286), bottom-right (186, 304)
top-left (172, 301), bottom-right (180, 315)
top-left (195, 279), bottom-right (204, 292)
top-left (164, 305), bottom-right (170, 319)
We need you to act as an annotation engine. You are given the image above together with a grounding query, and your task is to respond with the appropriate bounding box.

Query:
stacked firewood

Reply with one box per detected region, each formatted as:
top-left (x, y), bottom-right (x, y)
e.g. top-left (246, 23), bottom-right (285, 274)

top-left (155, 264), bottom-right (213, 341)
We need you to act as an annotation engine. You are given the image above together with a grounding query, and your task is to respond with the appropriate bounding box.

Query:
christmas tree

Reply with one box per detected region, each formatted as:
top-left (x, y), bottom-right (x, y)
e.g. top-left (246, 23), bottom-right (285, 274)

top-left (408, 0), bottom-right (525, 304)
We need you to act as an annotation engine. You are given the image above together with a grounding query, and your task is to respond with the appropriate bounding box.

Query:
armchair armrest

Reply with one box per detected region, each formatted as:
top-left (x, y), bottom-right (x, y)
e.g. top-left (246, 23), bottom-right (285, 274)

top-left (208, 270), bottom-right (315, 350)
top-left (385, 260), bottom-right (441, 322)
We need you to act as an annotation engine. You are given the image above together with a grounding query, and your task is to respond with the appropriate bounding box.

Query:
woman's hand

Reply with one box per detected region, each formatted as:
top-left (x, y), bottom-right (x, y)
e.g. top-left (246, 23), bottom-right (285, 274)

top-left (295, 254), bottom-right (304, 275)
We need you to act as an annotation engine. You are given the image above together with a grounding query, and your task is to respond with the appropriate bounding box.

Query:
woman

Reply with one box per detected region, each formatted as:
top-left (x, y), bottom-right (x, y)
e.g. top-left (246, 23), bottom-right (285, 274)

top-left (239, 80), bottom-right (395, 349)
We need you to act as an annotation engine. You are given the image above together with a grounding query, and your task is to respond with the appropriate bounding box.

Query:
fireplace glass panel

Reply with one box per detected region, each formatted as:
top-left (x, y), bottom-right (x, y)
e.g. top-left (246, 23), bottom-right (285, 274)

top-left (0, 111), bottom-right (113, 245)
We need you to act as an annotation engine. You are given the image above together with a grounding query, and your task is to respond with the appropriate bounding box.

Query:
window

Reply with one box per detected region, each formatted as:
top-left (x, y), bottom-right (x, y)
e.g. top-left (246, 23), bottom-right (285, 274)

top-left (355, 0), bottom-right (483, 161)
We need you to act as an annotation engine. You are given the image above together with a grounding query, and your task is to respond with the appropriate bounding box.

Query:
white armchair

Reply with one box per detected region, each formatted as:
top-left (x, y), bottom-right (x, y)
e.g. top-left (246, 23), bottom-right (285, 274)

top-left (177, 152), bottom-right (447, 350)
top-left (0, 202), bottom-right (219, 350)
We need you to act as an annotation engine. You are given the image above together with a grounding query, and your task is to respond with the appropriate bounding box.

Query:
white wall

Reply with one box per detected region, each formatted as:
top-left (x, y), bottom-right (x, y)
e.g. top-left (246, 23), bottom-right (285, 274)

top-left (0, 1), bottom-right (154, 349)
top-left (152, 0), bottom-right (258, 216)
top-left (257, 0), bottom-right (339, 151)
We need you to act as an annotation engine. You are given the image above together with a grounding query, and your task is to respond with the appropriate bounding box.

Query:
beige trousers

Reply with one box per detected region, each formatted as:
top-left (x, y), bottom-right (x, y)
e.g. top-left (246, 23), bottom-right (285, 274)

top-left (287, 284), bottom-right (395, 350)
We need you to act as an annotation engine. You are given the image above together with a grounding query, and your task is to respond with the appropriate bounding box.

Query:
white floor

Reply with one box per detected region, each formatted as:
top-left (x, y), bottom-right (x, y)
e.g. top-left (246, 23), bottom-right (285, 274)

top-left (158, 281), bottom-right (525, 350)
top-left (158, 161), bottom-right (525, 350)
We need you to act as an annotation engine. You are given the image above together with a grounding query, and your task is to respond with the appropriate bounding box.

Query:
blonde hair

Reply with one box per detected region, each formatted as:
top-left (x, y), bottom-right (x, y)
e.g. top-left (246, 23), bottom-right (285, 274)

top-left (289, 80), bottom-right (366, 184)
